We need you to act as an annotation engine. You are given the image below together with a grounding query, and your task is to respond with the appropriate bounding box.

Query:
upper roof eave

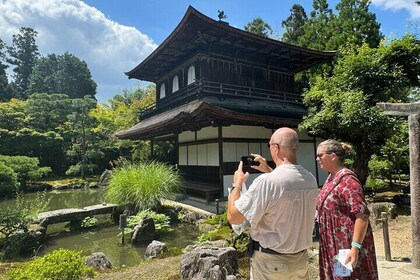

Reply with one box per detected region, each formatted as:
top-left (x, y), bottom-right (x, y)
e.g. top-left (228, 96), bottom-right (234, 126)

top-left (125, 6), bottom-right (336, 81)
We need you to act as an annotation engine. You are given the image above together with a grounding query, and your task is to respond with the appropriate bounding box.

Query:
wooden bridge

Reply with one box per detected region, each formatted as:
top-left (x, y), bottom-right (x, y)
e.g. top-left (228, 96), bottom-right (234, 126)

top-left (37, 203), bottom-right (120, 228)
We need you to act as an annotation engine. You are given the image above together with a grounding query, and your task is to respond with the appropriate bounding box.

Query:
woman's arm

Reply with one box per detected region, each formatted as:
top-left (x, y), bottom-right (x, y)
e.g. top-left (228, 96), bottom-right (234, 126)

top-left (345, 214), bottom-right (369, 268)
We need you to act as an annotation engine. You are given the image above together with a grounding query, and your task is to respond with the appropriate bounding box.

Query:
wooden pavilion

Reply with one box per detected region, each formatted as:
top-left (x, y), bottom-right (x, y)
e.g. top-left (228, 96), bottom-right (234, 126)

top-left (116, 6), bottom-right (336, 202)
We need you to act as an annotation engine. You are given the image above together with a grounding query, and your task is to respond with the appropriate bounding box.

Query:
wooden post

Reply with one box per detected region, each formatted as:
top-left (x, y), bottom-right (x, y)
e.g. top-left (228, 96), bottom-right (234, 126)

top-left (215, 199), bottom-right (219, 215)
top-left (381, 212), bottom-right (392, 261)
top-left (119, 214), bottom-right (127, 244)
top-left (409, 114), bottom-right (420, 268)
top-left (377, 103), bottom-right (420, 269)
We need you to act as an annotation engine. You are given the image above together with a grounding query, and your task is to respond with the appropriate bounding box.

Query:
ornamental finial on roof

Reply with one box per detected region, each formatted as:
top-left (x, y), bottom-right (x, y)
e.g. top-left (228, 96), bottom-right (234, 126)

top-left (217, 10), bottom-right (227, 21)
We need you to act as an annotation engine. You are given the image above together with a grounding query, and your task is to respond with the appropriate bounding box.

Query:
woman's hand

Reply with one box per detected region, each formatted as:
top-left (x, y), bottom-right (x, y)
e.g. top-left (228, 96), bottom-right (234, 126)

top-left (345, 247), bottom-right (359, 269)
top-left (250, 153), bottom-right (272, 173)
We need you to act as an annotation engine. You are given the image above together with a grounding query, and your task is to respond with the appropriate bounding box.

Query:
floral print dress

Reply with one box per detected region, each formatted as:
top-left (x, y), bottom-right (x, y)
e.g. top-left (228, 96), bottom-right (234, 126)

top-left (317, 168), bottom-right (378, 280)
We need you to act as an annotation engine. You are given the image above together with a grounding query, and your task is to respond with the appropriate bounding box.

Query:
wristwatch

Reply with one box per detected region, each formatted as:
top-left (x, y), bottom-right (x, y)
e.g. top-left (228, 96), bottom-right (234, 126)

top-left (231, 183), bottom-right (240, 190)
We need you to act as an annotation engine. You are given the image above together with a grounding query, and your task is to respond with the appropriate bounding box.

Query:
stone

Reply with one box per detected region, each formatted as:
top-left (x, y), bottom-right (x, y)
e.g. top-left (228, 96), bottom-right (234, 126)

top-left (85, 252), bottom-right (112, 270)
top-left (369, 202), bottom-right (398, 224)
top-left (98, 169), bottom-right (112, 187)
top-left (131, 217), bottom-right (156, 244)
top-left (144, 240), bottom-right (169, 259)
top-left (180, 242), bottom-right (238, 280)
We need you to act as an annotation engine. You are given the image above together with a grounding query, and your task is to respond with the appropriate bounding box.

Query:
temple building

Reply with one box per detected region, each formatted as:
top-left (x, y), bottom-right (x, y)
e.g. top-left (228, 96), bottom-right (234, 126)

top-left (116, 6), bottom-right (336, 202)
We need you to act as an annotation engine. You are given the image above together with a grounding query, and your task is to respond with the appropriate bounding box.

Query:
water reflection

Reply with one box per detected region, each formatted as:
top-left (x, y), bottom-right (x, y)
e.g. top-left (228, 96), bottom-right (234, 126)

top-left (0, 189), bottom-right (199, 267)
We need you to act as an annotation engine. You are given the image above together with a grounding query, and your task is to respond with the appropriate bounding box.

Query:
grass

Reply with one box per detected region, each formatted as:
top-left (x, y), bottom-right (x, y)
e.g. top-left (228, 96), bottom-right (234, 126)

top-left (105, 162), bottom-right (182, 211)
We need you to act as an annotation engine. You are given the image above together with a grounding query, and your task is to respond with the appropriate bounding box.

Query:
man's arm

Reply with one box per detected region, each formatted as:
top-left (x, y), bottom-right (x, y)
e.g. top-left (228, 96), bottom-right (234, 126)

top-left (227, 161), bottom-right (249, 225)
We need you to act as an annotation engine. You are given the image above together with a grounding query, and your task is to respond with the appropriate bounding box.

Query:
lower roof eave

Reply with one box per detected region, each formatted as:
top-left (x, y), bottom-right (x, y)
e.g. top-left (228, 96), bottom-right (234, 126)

top-left (115, 100), bottom-right (304, 140)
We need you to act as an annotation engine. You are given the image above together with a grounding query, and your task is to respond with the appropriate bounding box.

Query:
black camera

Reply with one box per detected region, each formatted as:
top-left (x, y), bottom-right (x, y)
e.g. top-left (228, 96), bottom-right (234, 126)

top-left (241, 156), bottom-right (260, 166)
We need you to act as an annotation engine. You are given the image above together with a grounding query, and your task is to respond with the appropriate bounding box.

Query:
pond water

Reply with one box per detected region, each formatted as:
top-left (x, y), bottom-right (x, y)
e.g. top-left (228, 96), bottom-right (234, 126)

top-left (0, 188), bottom-right (199, 267)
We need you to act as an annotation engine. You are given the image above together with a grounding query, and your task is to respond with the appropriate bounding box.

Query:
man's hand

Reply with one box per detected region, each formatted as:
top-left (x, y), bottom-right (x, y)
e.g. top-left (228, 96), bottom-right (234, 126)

top-left (233, 161), bottom-right (250, 187)
top-left (250, 153), bottom-right (272, 173)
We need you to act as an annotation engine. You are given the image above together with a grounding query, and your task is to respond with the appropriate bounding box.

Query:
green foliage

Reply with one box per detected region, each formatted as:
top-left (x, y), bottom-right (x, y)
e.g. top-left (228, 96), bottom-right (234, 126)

top-left (0, 162), bottom-right (18, 196)
top-left (66, 216), bottom-right (98, 231)
top-left (0, 155), bottom-right (51, 189)
top-left (244, 17), bottom-right (273, 37)
top-left (300, 35), bottom-right (420, 183)
top-left (6, 249), bottom-right (95, 280)
top-left (28, 52), bottom-right (97, 98)
top-left (154, 247), bottom-right (183, 259)
top-left (281, 4), bottom-right (308, 45)
top-left (368, 156), bottom-right (391, 179)
top-left (65, 163), bottom-right (98, 176)
top-left (7, 27), bottom-right (40, 99)
top-left (104, 162), bottom-right (182, 210)
top-left (197, 225), bottom-right (232, 243)
top-left (365, 177), bottom-right (387, 191)
top-left (127, 210), bottom-right (170, 232)
top-left (204, 213), bottom-right (229, 227)
top-left (0, 191), bottom-right (50, 238)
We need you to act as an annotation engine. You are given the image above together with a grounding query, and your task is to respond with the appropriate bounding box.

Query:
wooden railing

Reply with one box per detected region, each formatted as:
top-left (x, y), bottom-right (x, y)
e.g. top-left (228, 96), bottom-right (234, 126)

top-left (140, 79), bottom-right (302, 119)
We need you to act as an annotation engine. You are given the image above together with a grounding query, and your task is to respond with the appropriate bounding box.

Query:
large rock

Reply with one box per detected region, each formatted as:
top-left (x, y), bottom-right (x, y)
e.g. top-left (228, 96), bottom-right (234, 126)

top-left (180, 242), bottom-right (238, 280)
top-left (131, 217), bottom-right (156, 244)
top-left (144, 240), bottom-right (169, 259)
top-left (369, 202), bottom-right (398, 224)
top-left (85, 252), bottom-right (112, 270)
top-left (98, 169), bottom-right (112, 187)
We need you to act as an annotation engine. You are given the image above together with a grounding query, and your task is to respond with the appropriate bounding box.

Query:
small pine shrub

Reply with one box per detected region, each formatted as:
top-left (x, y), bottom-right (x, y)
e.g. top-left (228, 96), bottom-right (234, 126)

top-left (366, 177), bottom-right (387, 190)
top-left (6, 248), bottom-right (95, 280)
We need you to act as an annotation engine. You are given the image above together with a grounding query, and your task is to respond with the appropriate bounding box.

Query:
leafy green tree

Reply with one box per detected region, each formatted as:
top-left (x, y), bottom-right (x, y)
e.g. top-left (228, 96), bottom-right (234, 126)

top-left (300, 35), bottom-right (420, 183)
top-left (0, 38), bottom-right (13, 102)
top-left (90, 84), bottom-right (156, 165)
top-left (281, 4), bottom-right (308, 45)
top-left (0, 161), bottom-right (18, 196)
top-left (7, 27), bottom-right (39, 99)
top-left (0, 98), bottom-right (28, 155)
top-left (28, 52), bottom-right (97, 98)
top-left (244, 17), bottom-right (273, 37)
top-left (24, 93), bottom-right (73, 172)
top-left (64, 95), bottom-right (101, 178)
top-left (334, 0), bottom-right (383, 49)
top-left (299, 0), bottom-right (335, 50)
top-left (0, 155), bottom-right (51, 190)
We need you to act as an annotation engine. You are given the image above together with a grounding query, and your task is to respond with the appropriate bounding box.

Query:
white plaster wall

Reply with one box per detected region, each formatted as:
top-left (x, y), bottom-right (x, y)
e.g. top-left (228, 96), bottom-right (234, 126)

top-left (188, 145), bottom-right (197, 165)
top-left (223, 142), bottom-right (237, 162)
top-left (297, 142), bottom-right (317, 181)
top-left (197, 126), bottom-right (218, 140)
top-left (197, 144), bottom-right (207, 165)
top-left (179, 146), bottom-right (187, 165)
top-left (315, 137), bottom-right (329, 185)
top-left (222, 125), bottom-right (272, 139)
top-left (179, 131), bottom-right (195, 143)
top-left (207, 143), bottom-right (219, 166)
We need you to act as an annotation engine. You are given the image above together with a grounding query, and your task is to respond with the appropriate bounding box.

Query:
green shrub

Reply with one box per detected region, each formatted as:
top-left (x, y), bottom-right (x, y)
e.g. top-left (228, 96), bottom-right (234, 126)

top-left (66, 216), bottom-right (99, 231)
top-left (368, 156), bottom-right (391, 179)
top-left (65, 163), bottom-right (98, 176)
top-left (197, 225), bottom-right (232, 242)
top-left (105, 162), bottom-right (182, 210)
top-left (127, 210), bottom-right (170, 232)
top-left (0, 191), bottom-right (50, 238)
top-left (365, 176), bottom-right (387, 190)
top-left (204, 213), bottom-right (229, 226)
top-left (0, 162), bottom-right (18, 197)
top-left (6, 249), bottom-right (95, 280)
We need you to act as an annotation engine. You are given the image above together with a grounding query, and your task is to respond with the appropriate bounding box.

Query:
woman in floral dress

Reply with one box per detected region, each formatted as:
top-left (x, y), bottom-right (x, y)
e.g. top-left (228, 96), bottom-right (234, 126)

top-left (316, 139), bottom-right (378, 280)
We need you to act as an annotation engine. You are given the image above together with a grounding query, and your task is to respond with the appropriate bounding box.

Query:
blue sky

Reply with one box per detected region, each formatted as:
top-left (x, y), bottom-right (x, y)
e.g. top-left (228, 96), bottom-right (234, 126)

top-left (0, 0), bottom-right (419, 103)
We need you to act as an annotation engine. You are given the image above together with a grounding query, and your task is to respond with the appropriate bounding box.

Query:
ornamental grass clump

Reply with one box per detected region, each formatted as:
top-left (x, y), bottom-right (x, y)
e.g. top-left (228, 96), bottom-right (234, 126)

top-left (105, 162), bottom-right (182, 210)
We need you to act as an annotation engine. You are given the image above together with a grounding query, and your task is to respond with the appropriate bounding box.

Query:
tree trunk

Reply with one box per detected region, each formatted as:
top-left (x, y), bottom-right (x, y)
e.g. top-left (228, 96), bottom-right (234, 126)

top-left (352, 146), bottom-right (372, 186)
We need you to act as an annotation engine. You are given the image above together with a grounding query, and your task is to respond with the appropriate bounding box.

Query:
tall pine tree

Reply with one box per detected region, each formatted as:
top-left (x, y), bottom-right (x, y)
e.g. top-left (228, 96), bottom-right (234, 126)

top-left (281, 4), bottom-right (308, 45)
top-left (7, 27), bottom-right (39, 99)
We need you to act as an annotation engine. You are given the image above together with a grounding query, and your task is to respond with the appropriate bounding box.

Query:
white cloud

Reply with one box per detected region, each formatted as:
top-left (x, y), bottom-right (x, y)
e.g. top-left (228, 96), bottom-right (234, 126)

top-left (371, 0), bottom-right (420, 19)
top-left (0, 0), bottom-right (157, 102)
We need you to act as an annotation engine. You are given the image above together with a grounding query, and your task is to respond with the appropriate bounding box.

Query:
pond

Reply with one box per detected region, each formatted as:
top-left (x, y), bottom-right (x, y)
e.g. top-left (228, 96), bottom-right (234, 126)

top-left (0, 188), bottom-right (199, 267)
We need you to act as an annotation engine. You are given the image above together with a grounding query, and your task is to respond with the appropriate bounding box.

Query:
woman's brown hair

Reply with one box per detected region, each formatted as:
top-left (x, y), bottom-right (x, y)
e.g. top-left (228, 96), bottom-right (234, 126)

top-left (318, 139), bottom-right (352, 163)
